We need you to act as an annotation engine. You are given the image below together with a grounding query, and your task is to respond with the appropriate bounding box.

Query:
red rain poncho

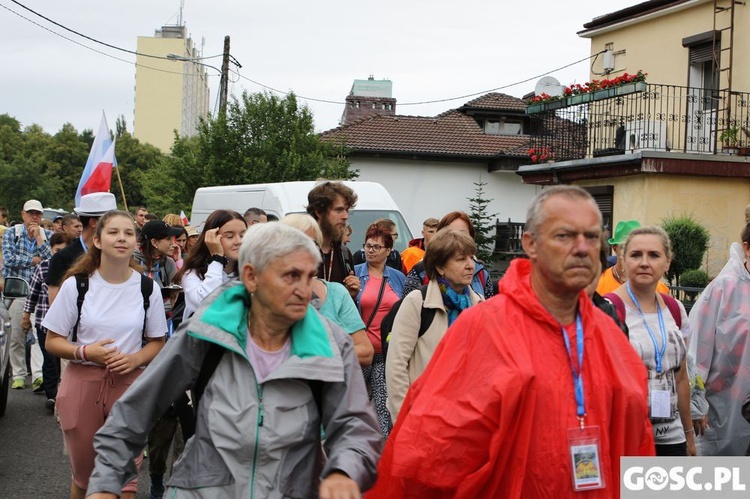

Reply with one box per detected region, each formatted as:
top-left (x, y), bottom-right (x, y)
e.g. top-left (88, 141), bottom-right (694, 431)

top-left (369, 258), bottom-right (654, 498)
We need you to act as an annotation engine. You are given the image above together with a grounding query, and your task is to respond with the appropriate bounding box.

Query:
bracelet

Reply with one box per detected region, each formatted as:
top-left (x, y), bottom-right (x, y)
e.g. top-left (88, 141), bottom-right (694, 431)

top-left (73, 346), bottom-right (80, 361)
top-left (685, 428), bottom-right (695, 434)
top-left (81, 345), bottom-right (88, 362)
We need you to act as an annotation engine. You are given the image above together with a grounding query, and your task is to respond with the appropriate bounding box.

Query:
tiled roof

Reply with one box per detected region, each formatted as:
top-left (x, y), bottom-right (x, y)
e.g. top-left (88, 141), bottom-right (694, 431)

top-left (460, 92), bottom-right (527, 112)
top-left (321, 94), bottom-right (531, 158)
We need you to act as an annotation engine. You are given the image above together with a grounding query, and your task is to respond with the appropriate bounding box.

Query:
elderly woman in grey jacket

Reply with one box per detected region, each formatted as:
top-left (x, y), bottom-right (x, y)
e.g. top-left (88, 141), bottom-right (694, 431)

top-left (86, 223), bottom-right (381, 499)
top-left (385, 228), bottom-right (483, 423)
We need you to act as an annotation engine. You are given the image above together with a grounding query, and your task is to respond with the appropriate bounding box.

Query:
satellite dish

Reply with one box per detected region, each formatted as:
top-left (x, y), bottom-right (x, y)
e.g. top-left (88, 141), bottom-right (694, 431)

top-left (534, 76), bottom-right (563, 97)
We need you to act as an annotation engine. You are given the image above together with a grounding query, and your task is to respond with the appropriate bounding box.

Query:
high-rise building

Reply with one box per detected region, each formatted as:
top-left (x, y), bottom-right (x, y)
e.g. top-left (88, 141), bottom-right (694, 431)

top-left (134, 25), bottom-right (210, 152)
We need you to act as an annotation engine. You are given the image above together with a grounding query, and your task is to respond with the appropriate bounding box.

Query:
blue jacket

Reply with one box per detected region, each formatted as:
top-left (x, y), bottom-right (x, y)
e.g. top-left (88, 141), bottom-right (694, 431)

top-left (354, 263), bottom-right (406, 309)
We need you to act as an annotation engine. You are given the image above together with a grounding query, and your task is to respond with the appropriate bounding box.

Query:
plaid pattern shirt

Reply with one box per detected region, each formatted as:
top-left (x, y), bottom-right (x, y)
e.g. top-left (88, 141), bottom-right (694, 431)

top-left (23, 258), bottom-right (51, 329)
top-left (1, 225), bottom-right (52, 282)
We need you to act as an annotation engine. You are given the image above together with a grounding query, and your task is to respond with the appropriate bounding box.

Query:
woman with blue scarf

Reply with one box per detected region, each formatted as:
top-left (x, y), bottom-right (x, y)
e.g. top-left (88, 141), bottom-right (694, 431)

top-left (385, 228), bottom-right (483, 423)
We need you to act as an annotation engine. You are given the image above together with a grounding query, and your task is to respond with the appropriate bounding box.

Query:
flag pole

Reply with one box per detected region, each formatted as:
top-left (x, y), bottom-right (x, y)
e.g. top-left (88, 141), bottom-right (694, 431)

top-left (114, 165), bottom-right (129, 212)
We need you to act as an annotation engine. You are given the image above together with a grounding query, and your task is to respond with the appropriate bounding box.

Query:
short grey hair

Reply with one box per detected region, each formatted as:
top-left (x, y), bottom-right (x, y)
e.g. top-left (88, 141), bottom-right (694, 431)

top-left (525, 185), bottom-right (601, 235)
top-left (239, 222), bottom-right (321, 272)
top-left (280, 214), bottom-right (323, 247)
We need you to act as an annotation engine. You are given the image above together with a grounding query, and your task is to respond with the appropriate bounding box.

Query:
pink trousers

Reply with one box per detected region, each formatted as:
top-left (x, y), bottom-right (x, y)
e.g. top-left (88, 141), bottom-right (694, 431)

top-left (57, 362), bottom-right (143, 493)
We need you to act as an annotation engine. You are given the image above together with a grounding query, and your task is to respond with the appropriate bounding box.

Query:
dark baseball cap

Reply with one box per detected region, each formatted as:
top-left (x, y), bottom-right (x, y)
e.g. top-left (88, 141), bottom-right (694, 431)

top-left (141, 220), bottom-right (183, 239)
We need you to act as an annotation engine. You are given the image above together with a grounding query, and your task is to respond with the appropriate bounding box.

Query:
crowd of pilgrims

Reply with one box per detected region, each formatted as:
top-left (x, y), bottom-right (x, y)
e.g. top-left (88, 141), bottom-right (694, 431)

top-left (1, 183), bottom-right (749, 498)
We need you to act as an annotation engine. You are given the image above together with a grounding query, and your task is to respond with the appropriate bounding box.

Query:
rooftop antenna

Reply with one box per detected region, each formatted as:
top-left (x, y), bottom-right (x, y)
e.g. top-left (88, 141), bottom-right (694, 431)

top-left (178, 0), bottom-right (184, 26)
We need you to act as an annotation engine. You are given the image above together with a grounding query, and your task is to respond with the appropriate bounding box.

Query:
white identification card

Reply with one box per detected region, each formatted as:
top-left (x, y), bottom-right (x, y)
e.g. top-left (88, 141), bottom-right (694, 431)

top-left (650, 389), bottom-right (671, 419)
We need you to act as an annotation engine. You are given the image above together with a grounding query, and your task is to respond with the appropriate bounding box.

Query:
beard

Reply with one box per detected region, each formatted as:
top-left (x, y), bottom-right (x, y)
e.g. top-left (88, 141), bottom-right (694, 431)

top-left (320, 216), bottom-right (344, 243)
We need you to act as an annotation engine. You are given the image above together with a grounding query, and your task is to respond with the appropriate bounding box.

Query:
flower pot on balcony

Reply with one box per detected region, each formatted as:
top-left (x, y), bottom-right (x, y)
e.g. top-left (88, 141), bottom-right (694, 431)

top-left (592, 88), bottom-right (616, 101)
top-left (547, 99), bottom-right (564, 110)
top-left (615, 81), bottom-right (647, 97)
top-left (526, 103), bottom-right (546, 114)
top-left (567, 94), bottom-right (591, 106)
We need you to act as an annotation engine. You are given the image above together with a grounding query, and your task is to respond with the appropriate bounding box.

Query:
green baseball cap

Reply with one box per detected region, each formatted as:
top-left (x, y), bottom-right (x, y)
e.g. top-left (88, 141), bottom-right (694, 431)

top-left (608, 220), bottom-right (641, 246)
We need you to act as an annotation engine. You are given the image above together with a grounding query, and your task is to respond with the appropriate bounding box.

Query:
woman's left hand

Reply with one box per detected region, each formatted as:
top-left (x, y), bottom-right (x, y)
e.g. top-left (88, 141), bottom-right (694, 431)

top-left (319, 472), bottom-right (361, 499)
top-left (687, 435), bottom-right (697, 456)
top-left (105, 350), bottom-right (140, 374)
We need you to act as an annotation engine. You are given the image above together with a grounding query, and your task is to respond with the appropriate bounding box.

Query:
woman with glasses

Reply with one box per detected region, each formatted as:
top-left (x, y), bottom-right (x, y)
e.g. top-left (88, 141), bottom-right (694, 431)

top-left (355, 224), bottom-right (406, 437)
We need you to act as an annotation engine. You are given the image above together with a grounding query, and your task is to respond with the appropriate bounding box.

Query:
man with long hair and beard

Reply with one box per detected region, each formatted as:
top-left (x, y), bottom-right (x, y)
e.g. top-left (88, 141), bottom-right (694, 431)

top-left (307, 181), bottom-right (360, 298)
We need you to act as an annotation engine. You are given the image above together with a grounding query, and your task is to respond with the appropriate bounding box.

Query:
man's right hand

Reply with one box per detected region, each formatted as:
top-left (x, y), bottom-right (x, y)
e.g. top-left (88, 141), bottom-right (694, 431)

top-left (21, 312), bottom-right (32, 331)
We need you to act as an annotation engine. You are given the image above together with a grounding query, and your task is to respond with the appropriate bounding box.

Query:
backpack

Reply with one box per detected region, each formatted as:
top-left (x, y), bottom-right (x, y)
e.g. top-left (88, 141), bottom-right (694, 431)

top-left (604, 292), bottom-right (682, 329)
top-left (71, 273), bottom-right (153, 342)
top-left (380, 285), bottom-right (436, 358)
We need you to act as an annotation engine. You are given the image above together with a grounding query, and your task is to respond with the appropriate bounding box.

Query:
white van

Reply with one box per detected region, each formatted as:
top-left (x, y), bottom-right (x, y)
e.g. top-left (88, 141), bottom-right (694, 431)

top-left (190, 181), bottom-right (414, 253)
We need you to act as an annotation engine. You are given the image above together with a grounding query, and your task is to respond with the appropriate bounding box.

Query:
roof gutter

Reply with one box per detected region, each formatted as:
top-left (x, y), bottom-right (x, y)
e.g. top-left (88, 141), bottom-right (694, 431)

top-left (578, 0), bottom-right (709, 38)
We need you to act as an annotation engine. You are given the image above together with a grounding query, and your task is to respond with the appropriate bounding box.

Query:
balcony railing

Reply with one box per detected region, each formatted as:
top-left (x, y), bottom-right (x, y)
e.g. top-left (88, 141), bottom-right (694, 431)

top-left (527, 83), bottom-right (750, 161)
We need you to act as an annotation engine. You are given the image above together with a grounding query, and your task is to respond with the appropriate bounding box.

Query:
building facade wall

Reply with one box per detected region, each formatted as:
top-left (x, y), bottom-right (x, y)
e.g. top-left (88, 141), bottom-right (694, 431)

top-left (585, 1), bottom-right (749, 91)
top-left (351, 156), bottom-right (541, 234)
top-left (576, 175), bottom-right (750, 277)
top-left (134, 34), bottom-right (210, 153)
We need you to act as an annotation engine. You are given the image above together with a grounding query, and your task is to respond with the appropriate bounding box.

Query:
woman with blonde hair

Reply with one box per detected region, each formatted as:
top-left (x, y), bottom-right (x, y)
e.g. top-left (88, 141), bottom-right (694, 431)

top-left (161, 213), bottom-right (184, 227)
top-left (44, 211), bottom-right (167, 499)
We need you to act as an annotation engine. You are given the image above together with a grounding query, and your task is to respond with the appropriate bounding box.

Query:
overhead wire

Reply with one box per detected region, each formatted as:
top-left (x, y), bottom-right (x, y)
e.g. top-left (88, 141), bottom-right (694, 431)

top-left (8, 0), bottom-right (199, 62)
top-left (0, 2), bottom-right (219, 78)
top-left (4, 0), bottom-right (605, 110)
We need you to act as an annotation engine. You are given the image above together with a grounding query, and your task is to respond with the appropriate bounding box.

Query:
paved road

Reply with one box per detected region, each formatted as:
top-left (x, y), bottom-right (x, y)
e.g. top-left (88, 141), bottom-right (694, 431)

top-left (0, 377), bottom-right (152, 498)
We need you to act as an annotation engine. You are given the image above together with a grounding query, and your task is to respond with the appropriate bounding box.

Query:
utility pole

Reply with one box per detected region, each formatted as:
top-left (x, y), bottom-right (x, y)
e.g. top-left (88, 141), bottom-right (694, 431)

top-left (219, 35), bottom-right (230, 119)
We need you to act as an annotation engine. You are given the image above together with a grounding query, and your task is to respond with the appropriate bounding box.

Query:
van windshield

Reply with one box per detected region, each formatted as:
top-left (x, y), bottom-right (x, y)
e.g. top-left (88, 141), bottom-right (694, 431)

top-left (347, 211), bottom-right (413, 254)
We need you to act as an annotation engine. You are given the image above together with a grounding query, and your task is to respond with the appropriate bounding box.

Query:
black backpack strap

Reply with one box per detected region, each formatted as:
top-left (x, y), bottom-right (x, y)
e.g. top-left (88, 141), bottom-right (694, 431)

top-left (72, 274), bottom-right (89, 343)
top-left (192, 343), bottom-right (226, 412)
top-left (308, 379), bottom-right (324, 421)
top-left (140, 274), bottom-right (153, 337)
top-left (417, 285), bottom-right (437, 338)
top-left (364, 275), bottom-right (387, 331)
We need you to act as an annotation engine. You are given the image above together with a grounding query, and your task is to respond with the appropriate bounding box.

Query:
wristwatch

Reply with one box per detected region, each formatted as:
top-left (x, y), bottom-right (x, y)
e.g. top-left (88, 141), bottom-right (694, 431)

top-left (210, 254), bottom-right (228, 266)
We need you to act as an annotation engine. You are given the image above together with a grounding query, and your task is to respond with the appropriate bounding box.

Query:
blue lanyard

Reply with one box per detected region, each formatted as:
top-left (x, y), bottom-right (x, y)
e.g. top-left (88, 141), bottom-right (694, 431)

top-left (626, 282), bottom-right (667, 373)
top-left (79, 236), bottom-right (88, 253)
top-left (561, 314), bottom-right (586, 425)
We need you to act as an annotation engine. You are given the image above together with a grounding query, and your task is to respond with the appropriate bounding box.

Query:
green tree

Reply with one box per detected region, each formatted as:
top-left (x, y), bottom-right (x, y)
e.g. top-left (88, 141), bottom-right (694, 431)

top-left (141, 91), bottom-right (354, 213)
top-left (113, 132), bottom-right (164, 210)
top-left (467, 179), bottom-right (497, 263)
top-left (661, 214), bottom-right (710, 285)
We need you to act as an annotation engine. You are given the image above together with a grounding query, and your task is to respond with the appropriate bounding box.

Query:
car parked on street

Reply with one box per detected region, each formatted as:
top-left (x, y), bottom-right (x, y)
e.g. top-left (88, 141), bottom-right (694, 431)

top-left (0, 277), bottom-right (30, 417)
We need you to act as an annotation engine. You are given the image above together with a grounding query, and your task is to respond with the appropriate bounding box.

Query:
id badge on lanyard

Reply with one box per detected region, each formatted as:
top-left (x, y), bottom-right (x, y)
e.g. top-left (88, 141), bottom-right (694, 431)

top-left (567, 426), bottom-right (605, 491)
top-left (563, 315), bottom-right (606, 491)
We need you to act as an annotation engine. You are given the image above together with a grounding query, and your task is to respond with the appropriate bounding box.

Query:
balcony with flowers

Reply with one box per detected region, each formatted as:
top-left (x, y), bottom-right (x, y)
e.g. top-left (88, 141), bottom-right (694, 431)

top-left (525, 72), bottom-right (750, 162)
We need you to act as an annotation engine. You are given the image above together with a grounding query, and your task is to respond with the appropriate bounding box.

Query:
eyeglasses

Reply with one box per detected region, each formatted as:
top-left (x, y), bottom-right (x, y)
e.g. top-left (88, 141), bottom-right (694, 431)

top-left (363, 244), bottom-right (385, 252)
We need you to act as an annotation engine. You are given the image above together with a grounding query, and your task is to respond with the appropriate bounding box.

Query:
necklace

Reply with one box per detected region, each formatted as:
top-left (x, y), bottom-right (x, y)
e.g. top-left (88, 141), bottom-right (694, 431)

top-left (612, 264), bottom-right (624, 284)
top-left (324, 250), bottom-right (333, 281)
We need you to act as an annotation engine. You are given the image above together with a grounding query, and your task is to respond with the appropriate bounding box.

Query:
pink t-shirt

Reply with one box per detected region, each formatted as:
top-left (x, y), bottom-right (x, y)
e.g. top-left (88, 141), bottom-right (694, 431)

top-left (360, 275), bottom-right (400, 353)
top-left (245, 330), bottom-right (292, 383)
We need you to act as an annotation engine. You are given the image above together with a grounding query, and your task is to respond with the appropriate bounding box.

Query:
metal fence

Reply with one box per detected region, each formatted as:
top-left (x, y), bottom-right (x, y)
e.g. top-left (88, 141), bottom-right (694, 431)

top-left (529, 84), bottom-right (750, 161)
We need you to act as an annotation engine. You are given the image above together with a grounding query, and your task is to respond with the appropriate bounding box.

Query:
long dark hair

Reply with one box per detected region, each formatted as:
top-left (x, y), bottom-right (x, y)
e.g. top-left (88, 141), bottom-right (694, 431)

top-left (174, 209), bottom-right (246, 283)
top-left (64, 211), bottom-right (140, 281)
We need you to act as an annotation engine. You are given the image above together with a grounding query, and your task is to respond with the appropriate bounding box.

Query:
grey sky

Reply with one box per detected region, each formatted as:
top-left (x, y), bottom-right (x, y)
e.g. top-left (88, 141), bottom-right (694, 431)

top-left (1, 0), bottom-right (637, 136)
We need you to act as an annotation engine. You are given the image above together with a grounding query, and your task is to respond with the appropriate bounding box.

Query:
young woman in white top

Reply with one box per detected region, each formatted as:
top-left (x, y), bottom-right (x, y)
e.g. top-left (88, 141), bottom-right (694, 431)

top-left (174, 209), bottom-right (247, 319)
top-left (44, 210), bottom-right (167, 499)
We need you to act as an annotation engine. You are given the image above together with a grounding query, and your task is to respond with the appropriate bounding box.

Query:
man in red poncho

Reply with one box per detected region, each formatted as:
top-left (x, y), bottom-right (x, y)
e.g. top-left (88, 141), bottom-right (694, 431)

top-left (370, 185), bottom-right (654, 498)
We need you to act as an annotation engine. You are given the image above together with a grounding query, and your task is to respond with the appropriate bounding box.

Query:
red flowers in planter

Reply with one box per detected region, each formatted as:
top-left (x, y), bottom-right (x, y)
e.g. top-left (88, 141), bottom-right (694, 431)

top-left (528, 147), bottom-right (553, 163)
top-left (526, 70), bottom-right (648, 104)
